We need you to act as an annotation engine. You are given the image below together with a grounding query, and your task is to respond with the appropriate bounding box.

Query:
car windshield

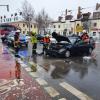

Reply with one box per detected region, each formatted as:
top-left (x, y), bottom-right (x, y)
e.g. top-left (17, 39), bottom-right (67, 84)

top-left (8, 34), bottom-right (14, 37)
top-left (20, 34), bottom-right (26, 37)
top-left (68, 37), bottom-right (77, 44)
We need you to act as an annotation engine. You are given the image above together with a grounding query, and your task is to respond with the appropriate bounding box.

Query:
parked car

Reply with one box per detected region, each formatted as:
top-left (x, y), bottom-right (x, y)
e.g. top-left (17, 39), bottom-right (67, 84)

top-left (0, 24), bottom-right (18, 42)
top-left (36, 34), bottom-right (44, 41)
top-left (6, 33), bottom-right (29, 47)
top-left (45, 36), bottom-right (95, 58)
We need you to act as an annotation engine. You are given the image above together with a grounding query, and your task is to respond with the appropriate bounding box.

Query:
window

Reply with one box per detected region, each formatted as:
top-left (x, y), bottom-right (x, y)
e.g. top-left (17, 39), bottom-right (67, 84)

top-left (14, 18), bottom-right (15, 21)
top-left (23, 24), bottom-right (25, 27)
top-left (34, 25), bottom-right (36, 28)
top-left (54, 25), bottom-right (56, 28)
top-left (16, 17), bottom-right (18, 20)
top-left (93, 32), bottom-right (96, 36)
top-left (27, 25), bottom-right (28, 28)
top-left (77, 24), bottom-right (79, 26)
top-left (18, 24), bottom-right (19, 26)
top-left (58, 25), bottom-right (60, 28)
top-left (31, 25), bottom-right (32, 28)
top-left (10, 18), bottom-right (11, 21)
top-left (23, 31), bottom-right (25, 34)
top-left (8, 18), bottom-right (9, 22)
top-left (93, 23), bottom-right (97, 27)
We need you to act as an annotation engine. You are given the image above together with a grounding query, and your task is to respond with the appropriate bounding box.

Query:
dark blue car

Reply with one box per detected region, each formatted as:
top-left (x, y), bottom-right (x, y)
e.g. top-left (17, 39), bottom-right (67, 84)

top-left (45, 36), bottom-right (95, 58)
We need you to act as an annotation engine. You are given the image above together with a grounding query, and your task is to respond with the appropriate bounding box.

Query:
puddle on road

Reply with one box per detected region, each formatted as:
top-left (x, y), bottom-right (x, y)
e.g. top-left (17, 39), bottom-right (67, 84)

top-left (31, 55), bottom-right (99, 80)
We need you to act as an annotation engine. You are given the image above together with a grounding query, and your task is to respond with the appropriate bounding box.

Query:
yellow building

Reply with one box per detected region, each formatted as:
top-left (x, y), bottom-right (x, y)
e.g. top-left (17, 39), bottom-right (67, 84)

top-left (0, 15), bottom-right (38, 34)
top-left (10, 21), bottom-right (38, 34)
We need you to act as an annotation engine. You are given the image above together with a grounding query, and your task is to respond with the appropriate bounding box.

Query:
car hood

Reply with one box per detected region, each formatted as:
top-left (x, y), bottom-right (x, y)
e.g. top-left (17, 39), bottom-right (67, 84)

top-left (52, 32), bottom-right (71, 43)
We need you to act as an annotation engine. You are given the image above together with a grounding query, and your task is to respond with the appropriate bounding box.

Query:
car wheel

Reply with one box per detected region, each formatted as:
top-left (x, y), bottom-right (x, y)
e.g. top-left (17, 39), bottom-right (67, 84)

top-left (88, 48), bottom-right (93, 55)
top-left (65, 50), bottom-right (70, 58)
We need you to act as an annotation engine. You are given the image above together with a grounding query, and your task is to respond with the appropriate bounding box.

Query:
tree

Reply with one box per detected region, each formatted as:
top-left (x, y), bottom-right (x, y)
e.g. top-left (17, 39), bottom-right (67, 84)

top-left (35, 9), bottom-right (52, 34)
top-left (22, 0), bottom-right (35, 33)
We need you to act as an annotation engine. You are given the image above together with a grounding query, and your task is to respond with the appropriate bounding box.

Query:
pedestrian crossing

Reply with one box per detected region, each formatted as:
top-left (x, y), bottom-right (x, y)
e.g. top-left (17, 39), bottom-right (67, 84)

top-left (8, 47), bottom-right (93, 100)
top-left (18, 58), bottom-right (93, 100)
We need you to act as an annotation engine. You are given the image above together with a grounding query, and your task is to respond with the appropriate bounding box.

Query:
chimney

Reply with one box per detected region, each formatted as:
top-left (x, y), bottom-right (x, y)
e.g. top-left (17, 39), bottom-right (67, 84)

top-left (65, 9), bottom-right (67, 15)
top-left (77, 6), bottom-right (82, 19)
top-left (58, 16), bottom-right (62, 22)
top-left (96, 3), bottom-right (100, 10)
top-left (96, 3), bottom-right (99, 10)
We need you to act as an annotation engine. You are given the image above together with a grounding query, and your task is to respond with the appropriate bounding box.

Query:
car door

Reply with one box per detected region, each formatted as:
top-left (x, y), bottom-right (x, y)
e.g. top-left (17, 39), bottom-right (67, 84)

top-left (72, 39), bottom-right (84, 55)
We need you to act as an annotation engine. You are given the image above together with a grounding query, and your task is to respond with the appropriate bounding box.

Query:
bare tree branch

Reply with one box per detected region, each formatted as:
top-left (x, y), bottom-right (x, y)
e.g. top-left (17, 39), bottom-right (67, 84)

top-left (35, 9), bottom-right (52, 34)
top-left (22, 0), bottom-right (35, 22)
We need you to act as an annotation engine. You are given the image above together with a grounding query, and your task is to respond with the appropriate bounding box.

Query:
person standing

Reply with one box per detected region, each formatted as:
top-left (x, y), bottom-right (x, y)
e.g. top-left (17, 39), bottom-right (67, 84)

top-left (81, 30), bottom-right (90, 43)
top-left (42, 34), bottom-right (50, 54)
top-left (28, 34), bottom-right (33, 60)
top-left (14, 30), bottom-right (20, 57)
top-left (31, 32), bottom-right (37, 55)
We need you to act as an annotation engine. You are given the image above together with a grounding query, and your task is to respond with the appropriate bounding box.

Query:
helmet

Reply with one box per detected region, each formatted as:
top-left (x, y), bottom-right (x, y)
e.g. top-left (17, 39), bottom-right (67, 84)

top-left (82, 30), bottom-right (87, 33)
top-left (45, 34), bottom-right (49, 37)
top-left (16, 30), bottom-right (20, 33)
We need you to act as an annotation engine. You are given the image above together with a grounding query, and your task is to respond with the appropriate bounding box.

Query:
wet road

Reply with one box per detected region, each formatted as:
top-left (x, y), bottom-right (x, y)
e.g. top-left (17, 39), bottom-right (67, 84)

top-left (8, 43), bottom-right (100, 99)
top-left (0, 42), bottom-right (51, 100)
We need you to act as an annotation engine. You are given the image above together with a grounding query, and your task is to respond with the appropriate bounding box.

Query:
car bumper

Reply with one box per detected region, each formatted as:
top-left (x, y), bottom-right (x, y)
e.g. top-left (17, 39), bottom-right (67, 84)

top-left (20, 42), bottom-right (28, 47)
top-left (46, 49), bottom-right (65, 57)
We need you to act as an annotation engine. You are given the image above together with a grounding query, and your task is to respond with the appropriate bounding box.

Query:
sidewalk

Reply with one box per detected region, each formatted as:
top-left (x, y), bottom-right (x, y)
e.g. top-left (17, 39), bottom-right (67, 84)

top-left (0, 40), bottom-right (51, 100)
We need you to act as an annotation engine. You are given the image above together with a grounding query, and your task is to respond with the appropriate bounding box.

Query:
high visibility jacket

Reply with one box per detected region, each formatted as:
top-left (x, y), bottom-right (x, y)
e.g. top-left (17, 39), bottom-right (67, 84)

top-left (14, 35), bottom-right (20, 47)
top-left (31, 36), bottom-right (37, 44)
top-left (42, 37), bottom-right (50, 43)
top-left (81, 33), bottom-right (89, 41)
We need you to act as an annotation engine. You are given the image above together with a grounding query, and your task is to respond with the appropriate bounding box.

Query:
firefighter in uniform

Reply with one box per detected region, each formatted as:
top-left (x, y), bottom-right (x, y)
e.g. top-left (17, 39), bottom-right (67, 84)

top-left (81, 30), bottom-right (89, 43)
top-left (42, 34), bottom-right (50, 54)
top-left (14, 30), bottom-right (20, 57)
top-left (31, 32), bottom-right (37, 55)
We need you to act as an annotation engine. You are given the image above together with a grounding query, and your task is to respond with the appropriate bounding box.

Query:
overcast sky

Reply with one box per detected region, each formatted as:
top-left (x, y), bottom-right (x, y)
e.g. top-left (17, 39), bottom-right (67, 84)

top-left (0, 0), bottom-right (100, 19)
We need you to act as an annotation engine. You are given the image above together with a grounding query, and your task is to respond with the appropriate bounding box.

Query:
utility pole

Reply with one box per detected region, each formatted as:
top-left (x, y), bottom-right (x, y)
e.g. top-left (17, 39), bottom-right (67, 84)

top-left (0, 5), bottom-right (9, 12)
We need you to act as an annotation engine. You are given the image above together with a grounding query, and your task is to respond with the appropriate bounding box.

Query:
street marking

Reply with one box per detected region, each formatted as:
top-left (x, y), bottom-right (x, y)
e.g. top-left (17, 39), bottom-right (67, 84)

top-left (58, 98), bottom-right (67, 100)
top-left (29, 61), bottom-right (37, 67)
top-left (25, 67), bottom-right (32, 72)
top-left (18, 60), bottom-right (24, 64)
top-left (21, 63), bottom-right (27, 67)
top-left (60, 82), bottom-right (92, 100)
top-left (36, 78), bottom-right (48, 85)
top-left (44, 87), bottom-right (59, 97)
top-left (29, 72), bottom-right (39, 78)
top-left (9, 48), bottom-right (14, 52)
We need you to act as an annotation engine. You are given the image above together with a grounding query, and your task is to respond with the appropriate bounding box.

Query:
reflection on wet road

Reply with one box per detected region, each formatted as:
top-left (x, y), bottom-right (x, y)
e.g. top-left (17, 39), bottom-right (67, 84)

top-left (7, 43), bottom-right (100, 99)
top-left (0, 45), bottom-right (51, 100)
top-left (30, 47), bottom-right (100, 99)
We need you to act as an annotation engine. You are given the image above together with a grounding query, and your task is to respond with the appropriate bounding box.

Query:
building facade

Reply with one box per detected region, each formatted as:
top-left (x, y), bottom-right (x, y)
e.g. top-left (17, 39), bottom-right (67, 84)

top-left (0, 14), bottom-right (38, 34)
